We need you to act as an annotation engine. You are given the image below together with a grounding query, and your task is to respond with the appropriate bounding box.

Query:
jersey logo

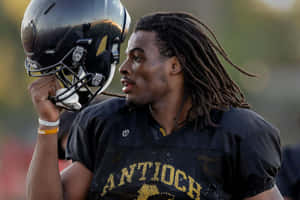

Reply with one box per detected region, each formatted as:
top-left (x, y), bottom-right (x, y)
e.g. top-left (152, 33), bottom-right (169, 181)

top-left (137, 184), bottom-right (175, 200)
top-left (122, 129), bottom-right (130, 137)
top-left (100, 162), bottom-right (202, 200)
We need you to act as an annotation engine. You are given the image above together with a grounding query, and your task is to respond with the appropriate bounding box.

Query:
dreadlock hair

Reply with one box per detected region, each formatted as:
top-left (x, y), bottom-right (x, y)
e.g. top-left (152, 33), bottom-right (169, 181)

top-left (134, 12), bottom-right (255, 129)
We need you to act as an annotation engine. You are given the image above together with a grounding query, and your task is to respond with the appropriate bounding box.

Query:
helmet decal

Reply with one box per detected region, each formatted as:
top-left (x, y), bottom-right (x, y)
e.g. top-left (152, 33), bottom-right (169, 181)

top-left (96, 35), bottom-right (108, 56)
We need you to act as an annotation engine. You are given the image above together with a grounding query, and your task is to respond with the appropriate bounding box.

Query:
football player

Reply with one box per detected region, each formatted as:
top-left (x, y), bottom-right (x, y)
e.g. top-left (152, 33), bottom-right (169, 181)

top-left (22, 2), bottom-right (283, 199)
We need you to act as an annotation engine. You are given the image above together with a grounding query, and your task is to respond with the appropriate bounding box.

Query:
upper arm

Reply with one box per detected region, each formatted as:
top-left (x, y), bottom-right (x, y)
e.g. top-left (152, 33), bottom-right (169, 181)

top-left (61, 161), bottom-right (93, 200)
top-left (235, 122), bottom-right (281, 198)
top-left (244, 185), bottom-right (283, 200)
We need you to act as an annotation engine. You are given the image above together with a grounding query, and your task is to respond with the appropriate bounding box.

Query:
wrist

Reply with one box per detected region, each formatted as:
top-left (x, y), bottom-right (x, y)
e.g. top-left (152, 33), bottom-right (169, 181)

top-left (38, 118), bottom-right (60, 127)
top-left (38, 127), bottom-right (59, 135)
top-left (39, 125), bottom-right (59, 130)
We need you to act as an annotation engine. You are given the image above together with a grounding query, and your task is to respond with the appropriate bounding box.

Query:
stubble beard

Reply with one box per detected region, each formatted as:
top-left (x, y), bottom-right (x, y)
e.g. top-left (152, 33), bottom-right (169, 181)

top-left (125, 94), bottom-right (150, 109)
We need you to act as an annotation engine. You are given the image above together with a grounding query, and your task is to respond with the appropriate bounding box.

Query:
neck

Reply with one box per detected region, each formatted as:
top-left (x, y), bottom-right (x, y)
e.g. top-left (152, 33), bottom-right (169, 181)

top-left (149, 92), bottom-right (191, 135)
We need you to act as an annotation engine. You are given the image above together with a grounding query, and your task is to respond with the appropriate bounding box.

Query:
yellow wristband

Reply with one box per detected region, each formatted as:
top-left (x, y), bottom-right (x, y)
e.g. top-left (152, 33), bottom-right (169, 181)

top-left (38, 127), bottom-right (59, 135)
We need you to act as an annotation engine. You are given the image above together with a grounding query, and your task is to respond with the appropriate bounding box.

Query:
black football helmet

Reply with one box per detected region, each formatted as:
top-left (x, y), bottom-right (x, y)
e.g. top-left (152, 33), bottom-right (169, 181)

top-left (21, 0), bottom-right (131, 110)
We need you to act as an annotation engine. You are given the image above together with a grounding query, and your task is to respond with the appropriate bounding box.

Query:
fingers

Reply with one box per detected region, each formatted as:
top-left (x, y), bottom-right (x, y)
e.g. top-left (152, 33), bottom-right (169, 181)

top-left (29, 76), bottom-right (57, 98)
top-left (28, 75), bottom-right (61, 121)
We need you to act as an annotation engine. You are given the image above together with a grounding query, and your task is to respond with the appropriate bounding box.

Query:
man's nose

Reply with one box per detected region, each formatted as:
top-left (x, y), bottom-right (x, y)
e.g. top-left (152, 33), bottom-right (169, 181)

top-left (119, 59), bottom-right (131, 75)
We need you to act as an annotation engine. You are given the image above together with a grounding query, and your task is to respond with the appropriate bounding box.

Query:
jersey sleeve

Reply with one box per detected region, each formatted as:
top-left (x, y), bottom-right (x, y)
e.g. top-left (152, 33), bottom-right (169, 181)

top-left (235, 121), bottom-right (282, 198)
top-left (65, 98), bottom-right (126, 172)
top-left (65, 108), bottom-right (101, 172)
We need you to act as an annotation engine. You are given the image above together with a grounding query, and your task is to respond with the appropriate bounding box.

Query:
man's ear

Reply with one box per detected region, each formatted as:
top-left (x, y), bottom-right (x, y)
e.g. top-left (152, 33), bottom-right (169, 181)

top-left (169, 56), bottom-right (182, 75)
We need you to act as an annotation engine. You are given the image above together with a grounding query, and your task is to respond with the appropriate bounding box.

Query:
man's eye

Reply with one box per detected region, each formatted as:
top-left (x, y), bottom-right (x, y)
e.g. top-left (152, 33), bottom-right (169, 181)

top-left (132, 55), bottom-right (143, 63)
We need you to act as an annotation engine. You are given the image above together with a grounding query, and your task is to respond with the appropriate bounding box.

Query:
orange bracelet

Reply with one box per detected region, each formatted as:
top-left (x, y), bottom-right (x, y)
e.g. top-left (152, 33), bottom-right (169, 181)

top-left (38, 127), bottom-right (59, 135)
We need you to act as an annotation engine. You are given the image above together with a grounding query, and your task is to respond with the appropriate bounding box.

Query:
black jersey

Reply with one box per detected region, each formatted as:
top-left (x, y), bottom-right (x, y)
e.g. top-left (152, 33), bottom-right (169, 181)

top-left (276, 145), bottom-right (300, 200)
top-left (66, 98), bottom-right (281, 200)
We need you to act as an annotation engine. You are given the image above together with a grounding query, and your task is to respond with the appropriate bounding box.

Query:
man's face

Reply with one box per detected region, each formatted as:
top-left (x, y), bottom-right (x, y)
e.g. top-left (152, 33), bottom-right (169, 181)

top-left (119, 31), bottom-right (171, 105)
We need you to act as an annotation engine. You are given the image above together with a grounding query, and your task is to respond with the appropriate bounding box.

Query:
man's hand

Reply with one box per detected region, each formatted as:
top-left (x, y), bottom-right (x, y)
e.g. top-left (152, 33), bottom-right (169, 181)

top-left (28, 75), bottom-right (61, 123)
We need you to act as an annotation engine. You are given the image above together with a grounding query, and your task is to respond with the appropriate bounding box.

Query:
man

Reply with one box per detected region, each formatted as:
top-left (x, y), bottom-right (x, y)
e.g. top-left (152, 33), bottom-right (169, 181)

top-left (25, 11), bottom-right (283, 200)
top-left (277, 144), bottom-right (300, 200)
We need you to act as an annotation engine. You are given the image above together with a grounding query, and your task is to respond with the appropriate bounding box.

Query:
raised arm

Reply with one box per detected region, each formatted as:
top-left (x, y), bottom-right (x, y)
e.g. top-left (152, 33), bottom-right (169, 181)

top-left (26, 76), bottom-right (92, 200)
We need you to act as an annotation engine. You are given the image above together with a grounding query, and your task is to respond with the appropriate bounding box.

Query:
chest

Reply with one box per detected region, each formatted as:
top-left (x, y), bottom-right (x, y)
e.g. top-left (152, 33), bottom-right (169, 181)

top-left (89, 124), bottom-right (234, 200)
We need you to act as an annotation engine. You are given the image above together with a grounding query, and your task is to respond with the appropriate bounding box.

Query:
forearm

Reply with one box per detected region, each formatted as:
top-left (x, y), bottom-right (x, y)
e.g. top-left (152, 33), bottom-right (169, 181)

top-left (26, 133), bottom-right (64, 200)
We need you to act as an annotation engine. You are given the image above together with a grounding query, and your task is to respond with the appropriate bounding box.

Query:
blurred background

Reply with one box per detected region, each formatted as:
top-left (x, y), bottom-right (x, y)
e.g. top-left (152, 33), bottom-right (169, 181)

top-left (0, 0), bottom-right (300, 199)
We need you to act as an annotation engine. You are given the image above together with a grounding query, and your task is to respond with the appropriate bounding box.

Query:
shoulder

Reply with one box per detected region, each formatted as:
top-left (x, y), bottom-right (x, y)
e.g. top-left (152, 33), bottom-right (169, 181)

top-left (219, 107), bottom-right (280, 139)
top-left (216, 107), bottom-right (281, 169)
top-left (72, 97), bottom-right (129, 130)
top-left (78, 97), bottom-right (128, 121)
top-left (217, 108), bottom-right (281, 198)
top-left (66, 98), bottom-right (129, 167)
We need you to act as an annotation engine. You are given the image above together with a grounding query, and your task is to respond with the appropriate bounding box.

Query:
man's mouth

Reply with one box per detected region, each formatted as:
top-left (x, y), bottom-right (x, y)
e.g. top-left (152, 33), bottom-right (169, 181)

top-left (121, 77), bottom-right (135, 93)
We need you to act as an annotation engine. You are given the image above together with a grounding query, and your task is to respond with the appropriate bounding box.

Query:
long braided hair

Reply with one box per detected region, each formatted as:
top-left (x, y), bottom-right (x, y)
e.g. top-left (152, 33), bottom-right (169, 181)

top-left (134, 12), bottom-right (255, 129)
